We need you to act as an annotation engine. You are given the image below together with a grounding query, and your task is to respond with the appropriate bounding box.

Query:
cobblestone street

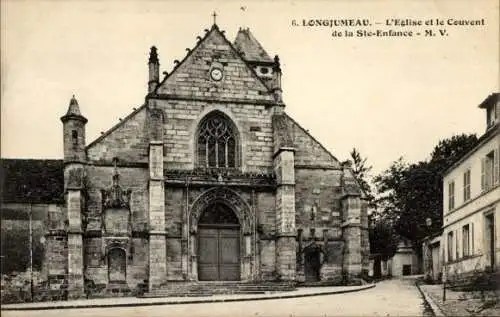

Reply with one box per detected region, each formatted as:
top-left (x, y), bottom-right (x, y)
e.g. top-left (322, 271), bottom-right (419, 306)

top-left (2, 279), bottom-right (431, 317)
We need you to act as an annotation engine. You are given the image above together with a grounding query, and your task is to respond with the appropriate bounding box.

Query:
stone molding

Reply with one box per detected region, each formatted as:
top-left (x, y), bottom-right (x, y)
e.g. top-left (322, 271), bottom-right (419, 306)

top-left (189, 187), bottom-right (254, 235)
top-left (165, 168), bottom-right (276, 190)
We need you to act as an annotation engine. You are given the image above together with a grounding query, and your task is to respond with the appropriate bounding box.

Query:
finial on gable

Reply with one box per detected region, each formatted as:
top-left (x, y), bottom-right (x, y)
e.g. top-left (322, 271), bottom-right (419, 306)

top-left (149, 46), bottom-right (159, 64)
top-left (212, 11), bottom-right (218, 25)
top-left (274, 55), bottom-right (281, 72)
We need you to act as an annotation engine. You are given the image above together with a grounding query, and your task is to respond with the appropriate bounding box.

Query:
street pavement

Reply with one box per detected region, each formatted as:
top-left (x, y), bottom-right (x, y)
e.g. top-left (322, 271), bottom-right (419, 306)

top-left (2, 279), bottom-right (431, 317)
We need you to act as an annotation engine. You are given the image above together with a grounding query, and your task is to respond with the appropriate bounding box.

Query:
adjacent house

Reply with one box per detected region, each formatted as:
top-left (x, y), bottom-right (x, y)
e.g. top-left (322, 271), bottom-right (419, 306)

top-left (442, 93), bottom-right (499, 281)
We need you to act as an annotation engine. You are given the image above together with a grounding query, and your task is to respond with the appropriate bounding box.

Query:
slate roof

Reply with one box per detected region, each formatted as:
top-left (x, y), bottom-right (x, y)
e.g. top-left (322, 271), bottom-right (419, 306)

top-left (0, 159), bottom-right (64, 204)
top-left (66, 95), bottom-right (82, 116)
top-left (233, 28), bottom-right (273, 63)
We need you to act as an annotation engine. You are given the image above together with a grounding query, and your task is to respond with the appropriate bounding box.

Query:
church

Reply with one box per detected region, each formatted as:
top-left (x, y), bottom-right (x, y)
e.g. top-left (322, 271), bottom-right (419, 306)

top-left (1, 23), bottom-right (369, 298)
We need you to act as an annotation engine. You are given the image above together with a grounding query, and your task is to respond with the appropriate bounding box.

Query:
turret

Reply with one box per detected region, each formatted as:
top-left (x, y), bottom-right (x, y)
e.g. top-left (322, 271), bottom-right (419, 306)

top-left (272, 55), bottom-right (283, 104)
top-left (148, 46), bottom-right (160, 93)
top-left (61, 95), bottom-right (87, 163)
top-left (60, 95), bottom-right (87, 299)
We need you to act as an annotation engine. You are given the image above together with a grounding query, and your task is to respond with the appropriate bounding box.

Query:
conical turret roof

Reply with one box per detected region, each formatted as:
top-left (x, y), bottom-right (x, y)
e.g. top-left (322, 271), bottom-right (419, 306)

top-left (66, 95), bottom-right (81, 116)
top-left (61, 95), bottom-right (87, 123)
top-left (233, 28), bottom-right (272, 63)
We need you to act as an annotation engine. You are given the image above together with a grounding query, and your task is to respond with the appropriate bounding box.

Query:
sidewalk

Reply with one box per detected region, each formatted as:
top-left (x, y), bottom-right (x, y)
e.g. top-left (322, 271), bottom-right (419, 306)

top-left (418, 283), bottom-right (500, 316)
top-left (1, 283), bottom-right (375, 311)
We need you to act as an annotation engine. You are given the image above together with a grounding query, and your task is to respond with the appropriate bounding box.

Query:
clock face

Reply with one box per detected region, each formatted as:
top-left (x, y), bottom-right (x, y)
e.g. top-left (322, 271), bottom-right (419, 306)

top-left (210, 68), bottom-right (223, 81)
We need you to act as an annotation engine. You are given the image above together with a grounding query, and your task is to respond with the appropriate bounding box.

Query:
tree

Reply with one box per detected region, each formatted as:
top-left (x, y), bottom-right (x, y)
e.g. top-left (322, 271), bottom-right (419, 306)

top-left (348, 148), bottom-right (375, 207)
top-left (369, 215), bottom-right (399, 260)
top-left (373, 133), bottom-right (478, 250)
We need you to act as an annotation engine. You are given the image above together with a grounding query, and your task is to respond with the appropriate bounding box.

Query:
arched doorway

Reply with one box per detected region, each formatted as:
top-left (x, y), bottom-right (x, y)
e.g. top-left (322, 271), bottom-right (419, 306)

top-left (197, 202), bottom-right (241, 281)
top-left (304, 246), bottom-right (321, 282)
top-left (108, 248), bottom-right (126, 282)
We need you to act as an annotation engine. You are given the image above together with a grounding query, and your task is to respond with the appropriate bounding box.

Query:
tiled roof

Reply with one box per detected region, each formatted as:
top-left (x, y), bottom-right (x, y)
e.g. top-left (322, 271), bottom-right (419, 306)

top-left (0, 159), bottom-right (64, 204)
top-left (233, 28), bottom-right (273, 63)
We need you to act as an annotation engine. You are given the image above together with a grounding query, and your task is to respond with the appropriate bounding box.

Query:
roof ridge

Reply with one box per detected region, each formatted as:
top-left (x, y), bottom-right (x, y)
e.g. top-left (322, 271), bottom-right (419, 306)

top-left (234, 27), bottom-right (273, 62)
top-left (86, 104), bottom-right (146, 149)
top-left (153, 24), bottom-right (274, 97)
top-left (284, 112), bottom-right (341, 165)
top-left (153, 25), bottom-right (217, 93)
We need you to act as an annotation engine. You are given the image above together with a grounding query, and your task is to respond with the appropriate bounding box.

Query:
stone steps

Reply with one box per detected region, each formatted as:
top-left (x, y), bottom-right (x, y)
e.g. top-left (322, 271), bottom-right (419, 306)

top-left (140, 281), bottom-right (296, 298)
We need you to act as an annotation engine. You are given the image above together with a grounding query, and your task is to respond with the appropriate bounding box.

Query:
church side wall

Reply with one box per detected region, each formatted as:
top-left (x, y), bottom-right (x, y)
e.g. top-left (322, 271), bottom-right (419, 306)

top-left (294, 168), bottom-right (345, 282)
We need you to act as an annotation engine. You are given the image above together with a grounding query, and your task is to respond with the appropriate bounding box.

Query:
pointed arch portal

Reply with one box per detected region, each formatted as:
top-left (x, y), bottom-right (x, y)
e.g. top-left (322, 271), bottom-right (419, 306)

top-left (197, 202), bottom-right (241, 281)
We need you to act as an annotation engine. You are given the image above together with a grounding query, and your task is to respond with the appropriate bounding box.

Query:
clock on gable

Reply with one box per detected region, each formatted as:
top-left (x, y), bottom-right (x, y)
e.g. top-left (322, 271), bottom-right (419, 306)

top-left (210, 67), bottom-right (223, 81)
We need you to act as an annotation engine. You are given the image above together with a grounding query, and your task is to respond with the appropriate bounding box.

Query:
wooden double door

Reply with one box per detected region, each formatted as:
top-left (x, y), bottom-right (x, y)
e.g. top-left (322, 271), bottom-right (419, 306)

top-left (198, 226), bottom-right (241, 281)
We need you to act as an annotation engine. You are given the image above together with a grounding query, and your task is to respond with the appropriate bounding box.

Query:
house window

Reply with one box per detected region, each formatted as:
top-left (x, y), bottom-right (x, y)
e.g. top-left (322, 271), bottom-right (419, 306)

top-left (197, 112), bottom-right (238, 168)
top-left (482, 150), bottom-right (499, 191)
top-left (447, 231), bottom-right (454, 262)
top-left (448, 181), bottom-right (455, 210)
top-left (487, 104), bottom-right (498, 127)
top-left (456, 230), bottom-right (460, 260)
top-left (462, 224), bottom-right (470, 257)
top-left (463, 169), bottom-right (471, 202)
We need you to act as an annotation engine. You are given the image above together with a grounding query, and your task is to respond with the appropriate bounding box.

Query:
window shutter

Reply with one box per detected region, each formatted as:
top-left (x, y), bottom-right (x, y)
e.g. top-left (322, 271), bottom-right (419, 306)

top-left (494, 148), bottom-right (499, 185)
top-left (471, 222), bottom-right (474, 255)
top-left (481, 158), bottom-right (486, 190)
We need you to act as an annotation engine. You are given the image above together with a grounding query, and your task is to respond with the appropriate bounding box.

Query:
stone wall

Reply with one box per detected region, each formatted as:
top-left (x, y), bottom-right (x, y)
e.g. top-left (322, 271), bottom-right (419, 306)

top-left (86, 108), bottom-right (149, 163)
top-left (147, 99), bottom-right (275, 172)
top-left (85, 165), bottom-right (149, 231)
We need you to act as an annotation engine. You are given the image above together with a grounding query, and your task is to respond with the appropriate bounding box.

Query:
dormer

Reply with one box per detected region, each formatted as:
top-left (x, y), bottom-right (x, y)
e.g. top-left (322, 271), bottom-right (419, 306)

top-left (479, 92), bottom-right (499, 131)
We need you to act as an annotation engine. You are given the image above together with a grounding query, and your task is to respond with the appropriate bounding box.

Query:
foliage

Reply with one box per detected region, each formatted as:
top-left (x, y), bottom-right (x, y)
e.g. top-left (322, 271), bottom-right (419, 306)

top-left (368, 215), bottom-right (399, 260)
top-left (348, 148), bottom-right (375, 207)
top-left (346, 148), bottom-right (398, 258)
top-left (373, 133), bottom-right (478, 248)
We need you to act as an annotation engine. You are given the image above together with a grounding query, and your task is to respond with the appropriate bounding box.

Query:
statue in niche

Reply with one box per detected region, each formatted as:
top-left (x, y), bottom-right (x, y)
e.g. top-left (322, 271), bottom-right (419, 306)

top-left (100, 161), bottom-right (132, 234)
top-left (101, 173), bottom-right (132, 209)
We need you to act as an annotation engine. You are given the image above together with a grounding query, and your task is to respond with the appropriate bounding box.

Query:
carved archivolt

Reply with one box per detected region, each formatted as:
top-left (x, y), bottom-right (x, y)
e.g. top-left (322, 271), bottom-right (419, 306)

top-left (189, 187), bottom-right (253, 235)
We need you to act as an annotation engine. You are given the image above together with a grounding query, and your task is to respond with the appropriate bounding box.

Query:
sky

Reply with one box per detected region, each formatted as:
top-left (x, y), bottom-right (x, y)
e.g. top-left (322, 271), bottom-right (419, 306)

top-left (1, 0), bottom-right (498, 176)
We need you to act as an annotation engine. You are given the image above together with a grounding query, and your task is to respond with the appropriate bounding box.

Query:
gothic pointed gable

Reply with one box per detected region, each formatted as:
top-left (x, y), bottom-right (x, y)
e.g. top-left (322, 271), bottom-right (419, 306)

top-left (155, 25), bottom-right (275, 103)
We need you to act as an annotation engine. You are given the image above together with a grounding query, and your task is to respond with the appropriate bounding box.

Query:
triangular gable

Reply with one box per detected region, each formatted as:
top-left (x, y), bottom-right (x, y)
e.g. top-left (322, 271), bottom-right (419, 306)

top-left (285, 114), bottom-right (341, 168)
top-left (155, 25), bottom-right (274, 103)
top-left (86, 105), bottom-right (149, 162)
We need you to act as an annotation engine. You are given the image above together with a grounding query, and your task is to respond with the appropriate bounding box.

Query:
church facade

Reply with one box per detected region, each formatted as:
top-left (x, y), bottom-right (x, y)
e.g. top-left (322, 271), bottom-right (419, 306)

top-left (32, 24), bottom-right (369, 298)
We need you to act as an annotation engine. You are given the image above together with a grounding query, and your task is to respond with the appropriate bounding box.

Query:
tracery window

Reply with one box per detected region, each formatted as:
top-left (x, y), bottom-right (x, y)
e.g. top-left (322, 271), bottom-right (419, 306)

top-left (197, 113), bottom-right (237, 168)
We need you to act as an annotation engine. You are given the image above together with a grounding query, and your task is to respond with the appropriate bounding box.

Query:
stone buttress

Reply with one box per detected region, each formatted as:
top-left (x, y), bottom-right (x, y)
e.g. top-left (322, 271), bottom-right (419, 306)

top-left (147, 101), bottom-right (168, 290)
top-left (272, 108), bottom-right (297, 280)
top-left (340, 162), bottom-right (364, 278)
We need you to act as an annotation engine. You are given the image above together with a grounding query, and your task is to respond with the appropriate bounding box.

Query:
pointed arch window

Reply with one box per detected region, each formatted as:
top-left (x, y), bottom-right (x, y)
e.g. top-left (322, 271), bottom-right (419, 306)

top-left (197, 113), bottom-right (238, 168)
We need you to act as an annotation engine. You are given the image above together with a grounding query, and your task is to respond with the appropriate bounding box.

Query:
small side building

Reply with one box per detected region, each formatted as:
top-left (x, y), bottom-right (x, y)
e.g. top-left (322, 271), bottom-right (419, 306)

top-left (390, 237), bottom-right (420, 277)
top-left (369, 236), bottom-right (420, 278)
